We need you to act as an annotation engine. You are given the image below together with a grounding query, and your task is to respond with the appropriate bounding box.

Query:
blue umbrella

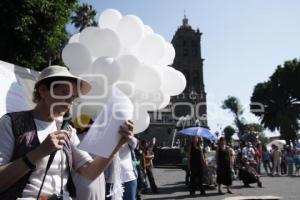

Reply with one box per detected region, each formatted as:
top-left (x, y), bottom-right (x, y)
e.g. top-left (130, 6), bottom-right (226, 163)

top-left (177, 127), bottom-right (218, 141)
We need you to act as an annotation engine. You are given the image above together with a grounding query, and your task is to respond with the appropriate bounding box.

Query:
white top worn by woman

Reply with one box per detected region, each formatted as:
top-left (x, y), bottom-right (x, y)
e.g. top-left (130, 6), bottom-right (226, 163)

top-left (0, 115), bottom-right (92, 199)
top-left (119, 137), bottom-right (138, 183)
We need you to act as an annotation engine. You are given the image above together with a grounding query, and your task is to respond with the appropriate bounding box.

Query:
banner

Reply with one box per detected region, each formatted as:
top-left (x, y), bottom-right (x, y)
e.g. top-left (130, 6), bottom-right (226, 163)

top-left (79, 87), bottom-right (134, 158)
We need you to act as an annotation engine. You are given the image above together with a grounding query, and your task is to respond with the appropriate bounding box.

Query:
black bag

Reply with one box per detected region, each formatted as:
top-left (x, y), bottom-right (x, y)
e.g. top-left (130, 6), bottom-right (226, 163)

top-left (137, 165), bottom-right (148, 190)
top-left (128, 144), bottom-right (148, 190)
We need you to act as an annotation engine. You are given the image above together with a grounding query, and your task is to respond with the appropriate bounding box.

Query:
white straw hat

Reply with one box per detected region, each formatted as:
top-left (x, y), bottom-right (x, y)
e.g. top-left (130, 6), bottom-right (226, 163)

top-left (35, 65), bottom-right (91, 95)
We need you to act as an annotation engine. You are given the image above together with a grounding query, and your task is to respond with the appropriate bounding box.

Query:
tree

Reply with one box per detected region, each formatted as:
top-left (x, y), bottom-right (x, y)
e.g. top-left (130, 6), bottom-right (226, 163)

top-left (223, 125), bottom-right (235, 144)
top-left (250, 59), bottom-right (300, 145)
top-left (243, 123), bottom-right (264, 144)
top-left (71, 3), bottom-right (97, 31)
top-left (0, 0), bottom-right (78, 70)
top-left (222, 96), bottom-right (246, 138)
top-left (258, 132), bottom-right (268, 146)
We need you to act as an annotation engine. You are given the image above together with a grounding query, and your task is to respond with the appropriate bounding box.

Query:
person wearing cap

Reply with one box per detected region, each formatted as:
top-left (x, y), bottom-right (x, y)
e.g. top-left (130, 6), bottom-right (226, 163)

top-left (0, 65), bottom-right (134, 199)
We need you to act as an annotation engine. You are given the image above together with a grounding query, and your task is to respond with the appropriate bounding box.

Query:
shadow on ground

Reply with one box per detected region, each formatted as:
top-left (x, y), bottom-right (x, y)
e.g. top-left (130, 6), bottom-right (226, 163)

top-left (145, 182), bottom-right (231, 200)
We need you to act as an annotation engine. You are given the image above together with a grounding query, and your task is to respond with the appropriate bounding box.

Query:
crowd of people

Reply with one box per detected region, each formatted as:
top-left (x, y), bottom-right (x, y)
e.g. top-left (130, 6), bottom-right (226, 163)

top-left (180, 136), bottom-right (300, 197)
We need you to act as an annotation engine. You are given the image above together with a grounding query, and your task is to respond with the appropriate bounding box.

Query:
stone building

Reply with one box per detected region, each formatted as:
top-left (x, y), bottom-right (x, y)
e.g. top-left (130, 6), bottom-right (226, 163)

top-left (139, 15), bottom-right (208, 147)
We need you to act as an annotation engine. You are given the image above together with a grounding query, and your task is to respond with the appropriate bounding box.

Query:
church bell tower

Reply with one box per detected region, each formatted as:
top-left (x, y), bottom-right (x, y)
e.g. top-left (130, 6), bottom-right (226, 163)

top-left (170, 14), bottom-right (208, 127)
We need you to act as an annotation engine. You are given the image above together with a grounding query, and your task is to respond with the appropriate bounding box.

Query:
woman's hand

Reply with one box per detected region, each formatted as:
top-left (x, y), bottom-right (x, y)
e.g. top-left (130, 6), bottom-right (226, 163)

top-left (118, 120), bottom-right (134, 146)
top-left (34, 130), bottom-right (69, 157)
top-left (77, 120), bottom-right (134, 180)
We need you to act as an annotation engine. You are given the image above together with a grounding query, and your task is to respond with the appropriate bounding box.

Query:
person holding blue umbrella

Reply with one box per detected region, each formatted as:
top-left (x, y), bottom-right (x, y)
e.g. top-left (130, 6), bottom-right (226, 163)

top-left (189, 136), bottom-right (206, 196)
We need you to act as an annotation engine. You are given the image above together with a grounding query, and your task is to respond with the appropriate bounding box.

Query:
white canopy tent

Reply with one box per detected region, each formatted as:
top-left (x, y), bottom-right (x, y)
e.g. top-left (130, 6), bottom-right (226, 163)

top-left (0, 60), bottom-right (39, 116)
top-left (266, 139), bottom-right (286, 150)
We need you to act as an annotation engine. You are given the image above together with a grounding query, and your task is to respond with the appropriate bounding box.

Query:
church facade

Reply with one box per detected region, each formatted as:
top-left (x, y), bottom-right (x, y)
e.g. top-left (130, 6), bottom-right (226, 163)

top-left (139, 16), bottom-right (208, 146)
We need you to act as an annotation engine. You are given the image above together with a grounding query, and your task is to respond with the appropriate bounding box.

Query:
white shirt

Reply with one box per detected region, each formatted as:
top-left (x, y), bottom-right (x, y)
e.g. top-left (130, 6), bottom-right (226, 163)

top-left (0, 115), bottom-right (92, 199)
top-left (242, 146), bottom-right (255, 161)
top-left (72, 133), bottom-right (106, 200)
top-left (119, 138), bottom-right (138, 183)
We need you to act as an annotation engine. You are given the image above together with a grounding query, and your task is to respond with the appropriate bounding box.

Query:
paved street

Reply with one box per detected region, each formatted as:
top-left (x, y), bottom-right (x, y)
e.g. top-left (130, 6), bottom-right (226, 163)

top-left (142, 167), bottom-right (300, 200)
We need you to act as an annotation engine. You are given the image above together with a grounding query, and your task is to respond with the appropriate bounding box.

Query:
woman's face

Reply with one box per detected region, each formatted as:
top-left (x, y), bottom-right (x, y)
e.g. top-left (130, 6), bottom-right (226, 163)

top-left (39, 81), bottom-right (78, 118)
top-left (219, 139), bottom-right (225, 146)
top-left (192, 136), bottom-right (198, 144)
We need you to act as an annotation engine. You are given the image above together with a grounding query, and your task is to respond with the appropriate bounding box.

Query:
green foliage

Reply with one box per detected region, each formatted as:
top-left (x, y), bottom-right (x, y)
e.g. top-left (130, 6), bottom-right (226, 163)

top-left (0, 0), bottom-right (78, 70)
top-left (222, 96), bottom-right (246, 138)
top-left (222, 96), bottom-right (243, 117)
top-left (71, 3), bottom-right (97, 31)
top-left (250, 59), bottom-right (300, 144)
top-left (242, 123), bottom-right (264, 143)
top-left (244, 123), bottom-right (264, 133)
top-left (258, 132), bottom-right (268, 146)
top-left (223, 125), bottom-right (235, 144)
top-left (222, 96), bottom-right (267, 143)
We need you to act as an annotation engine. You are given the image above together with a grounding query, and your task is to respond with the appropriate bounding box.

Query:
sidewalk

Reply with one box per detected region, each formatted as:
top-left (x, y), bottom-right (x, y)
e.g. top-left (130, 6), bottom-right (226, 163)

top-left (142, 167), bottom-right (300, 200)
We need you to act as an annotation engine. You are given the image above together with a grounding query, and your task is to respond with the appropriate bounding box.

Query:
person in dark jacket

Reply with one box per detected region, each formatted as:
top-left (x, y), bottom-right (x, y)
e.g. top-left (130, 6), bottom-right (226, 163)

top-left (216, 137), bottom-right (233, 194)
top-left (189, 136), bottom-right (206, 196)
top-left (141, 140), bottom-right (159, 194)
top-left (239, 157), bottom-right (262, 188)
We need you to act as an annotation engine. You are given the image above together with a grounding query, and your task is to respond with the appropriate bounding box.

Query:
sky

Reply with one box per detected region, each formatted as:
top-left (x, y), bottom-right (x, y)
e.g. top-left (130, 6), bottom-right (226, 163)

top-left (72, 0), bottom-right (300, 137)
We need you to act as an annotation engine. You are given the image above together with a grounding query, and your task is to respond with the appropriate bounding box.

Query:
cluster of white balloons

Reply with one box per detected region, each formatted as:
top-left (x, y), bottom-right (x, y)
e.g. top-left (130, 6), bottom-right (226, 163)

top-left (62, 9), bottom-right (186, 133)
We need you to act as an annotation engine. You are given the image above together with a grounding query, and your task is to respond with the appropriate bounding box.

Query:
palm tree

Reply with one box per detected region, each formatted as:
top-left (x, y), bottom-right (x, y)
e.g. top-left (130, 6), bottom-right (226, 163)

top-left (71, 3), bottom-right (97, 31)
top-left (222, 96), bottom-right (246, 139)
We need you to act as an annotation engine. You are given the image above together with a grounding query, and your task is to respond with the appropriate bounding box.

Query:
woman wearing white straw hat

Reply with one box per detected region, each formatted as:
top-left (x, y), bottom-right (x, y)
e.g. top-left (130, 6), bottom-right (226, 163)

top-left (0, 65), bottom-right (134, 200)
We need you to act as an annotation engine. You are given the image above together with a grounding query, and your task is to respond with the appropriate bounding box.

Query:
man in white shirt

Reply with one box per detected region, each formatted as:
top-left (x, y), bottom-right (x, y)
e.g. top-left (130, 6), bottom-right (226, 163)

top-left (242, 142), bottom-right (255, 162)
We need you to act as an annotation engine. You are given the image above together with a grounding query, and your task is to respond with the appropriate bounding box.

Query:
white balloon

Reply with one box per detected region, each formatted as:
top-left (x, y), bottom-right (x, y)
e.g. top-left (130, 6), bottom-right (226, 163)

top-left (79, 26), bottom-right (99, 39)
top-left (133, 89), bottom-right (169, 111)
top-left (158, 93), bottom-right (171, 109)
top-left (74, 85), bottom-right (113, 119)
top-left (62, 43), bottom-right (92, 76)
top-left (143, 25), bottom-right (154, 35)
top-left (158, 42), bottom-right (176, 66)
top-left (98, 9), bottom-right (122, 31)
top-left (113, 81), bottom-right (136, 98)
top-left (71, 98), bottom-right (106, 120)
top-left (92, 57), bottom-right (121, 86)
top-left (134, 65), bottom-right (162, 92)
top-left (80, 27), bottom-right (121, 58)
top-left (82, 80), bottom-right (109, 99)
top-left (132, 108), bottom-right (150, 133)
top-left (118, 47), bottom-right (136, 57)
top-left (137, 33), bottom-right (165, 65)
top-left (161, 67), bottom-right (186, 96)
top-left (68, 33), bottom-right (80, 43)
top-left (117, 15), bottom-right (144, 47)
top-left (78, 99), bottom-right (106, 119)
top-left (117, 54), bottom-right (141, 82)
